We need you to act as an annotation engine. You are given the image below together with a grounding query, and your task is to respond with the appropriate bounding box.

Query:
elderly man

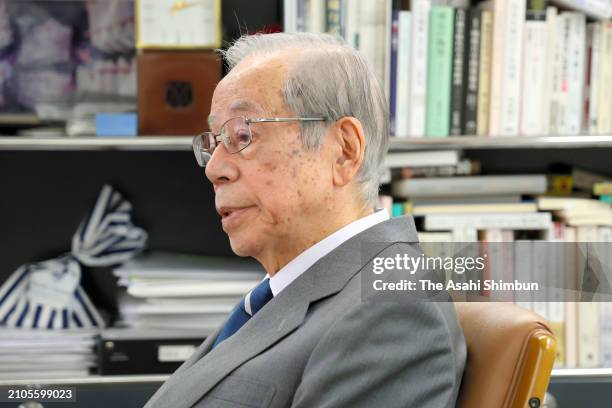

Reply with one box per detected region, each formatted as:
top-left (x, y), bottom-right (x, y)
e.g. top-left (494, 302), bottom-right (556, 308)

top-left (145, 32), bottom-right (465, 408)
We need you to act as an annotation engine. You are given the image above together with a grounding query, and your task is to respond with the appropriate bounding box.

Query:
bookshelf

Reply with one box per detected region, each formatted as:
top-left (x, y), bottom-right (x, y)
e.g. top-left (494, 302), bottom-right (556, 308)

top-left (3, 135), bottom-right (612, 151)
top-left (0, 369), bottom-right (608, 385)
top-left (1, 1), bottom-right (612, 407)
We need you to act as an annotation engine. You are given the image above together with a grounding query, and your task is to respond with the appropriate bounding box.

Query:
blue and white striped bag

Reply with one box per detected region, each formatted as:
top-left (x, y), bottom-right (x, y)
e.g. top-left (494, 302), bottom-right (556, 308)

top-left (0, 185), bottom-right (147, 329)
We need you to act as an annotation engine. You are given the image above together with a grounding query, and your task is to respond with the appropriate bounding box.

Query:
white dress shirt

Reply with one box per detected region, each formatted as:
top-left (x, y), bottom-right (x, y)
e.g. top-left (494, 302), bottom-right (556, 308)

top-left (267, 209), bottom-right (390, 296)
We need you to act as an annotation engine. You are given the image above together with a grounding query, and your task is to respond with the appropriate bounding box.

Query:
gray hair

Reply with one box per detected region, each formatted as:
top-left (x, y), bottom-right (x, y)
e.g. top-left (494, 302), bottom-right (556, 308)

top-left (219, 32), bottom-right (389, 208)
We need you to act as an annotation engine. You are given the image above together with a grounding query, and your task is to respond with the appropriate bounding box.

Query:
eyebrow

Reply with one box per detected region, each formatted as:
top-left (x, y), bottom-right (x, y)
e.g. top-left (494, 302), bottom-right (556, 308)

top-left (208, 100), bottom-right (265, 129)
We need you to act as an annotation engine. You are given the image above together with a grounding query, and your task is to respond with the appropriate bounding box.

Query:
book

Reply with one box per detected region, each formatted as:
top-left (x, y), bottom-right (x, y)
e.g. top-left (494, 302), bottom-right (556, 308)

top-left (412, 202), bottom-right (537, 216)
top-left (537, 196), bottom-right (612, 211)
top-left (549, 0), bottom-right (612, 20)
top-left (395, 11), bottom-right (412, 137)
top-left (597, 23), bottom-right (612, 134)
top-left (399, 159), bottom-right (480, 178)
top-left (463, 8), bottom-right (481, 135)
top-left (384, 149), bottom-right (460, 168)
top-left (476, 9), bottom-right (493, 136)
top-left (584, 23), bottom-right (594, 134)
top-left (425, 6), bottom-right (454, 137)
top-left (549, 9), bottom-right (566, 134)
top-left (577, 226), bottom-right (601, 367)
top-left (489, 0), bottom-right (526, 136)
top-left (410, 194), bottom-right (524, 206)
top-left (520, 2), bottom-right (549, 135)
top-left (572, 167), bottom-right (612, 190)
top-left (389, 10), bottom-right (399, 136)
top-left (409, 0), bottom-right (431, 137)
top-left (542, 6), bottom-right (558, 135)
top-left (501, 0), bottom-right (526, 136)
top-left (594, 182), bottom-right (612, 196)
top-left (563, 13), bottom-right (587, 135)
top-left (588, 22), bottom-right (601, 134)
top-left (356, 1), bottom-right (390, 89)
top-left (423, 212), bottom-right (552, 231)
top-left (548, 222), bottom-right (566, 367)
top-left (450, 7), bottom-right (468, 136)
top-left (392, 174), bottom-right (548, 198)
top-left (514, 240), bottom-right (533, 310)
top-left (326, 0), bottom-right (342, 35)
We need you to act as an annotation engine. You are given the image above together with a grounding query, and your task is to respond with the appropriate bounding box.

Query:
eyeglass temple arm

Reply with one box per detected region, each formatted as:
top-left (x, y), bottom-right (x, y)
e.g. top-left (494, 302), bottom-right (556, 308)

top-left (247, 117), bottom-right (326, 124)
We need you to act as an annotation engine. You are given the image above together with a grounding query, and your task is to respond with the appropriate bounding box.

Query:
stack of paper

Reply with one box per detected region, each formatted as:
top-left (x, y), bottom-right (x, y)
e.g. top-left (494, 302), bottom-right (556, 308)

top-left (0, 329), bottom-right (98, 380)
top-left (113, 252), bottom-right (265, 333)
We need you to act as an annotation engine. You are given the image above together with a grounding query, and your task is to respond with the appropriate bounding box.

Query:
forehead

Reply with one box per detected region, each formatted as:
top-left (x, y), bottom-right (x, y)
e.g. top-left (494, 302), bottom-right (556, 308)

top-left (209, 53), bottom-right (291, 126)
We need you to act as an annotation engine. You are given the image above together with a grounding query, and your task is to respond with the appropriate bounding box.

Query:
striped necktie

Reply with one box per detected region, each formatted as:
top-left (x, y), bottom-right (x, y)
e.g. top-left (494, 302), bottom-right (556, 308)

top-left (212, 278), bottom-right (273, 348)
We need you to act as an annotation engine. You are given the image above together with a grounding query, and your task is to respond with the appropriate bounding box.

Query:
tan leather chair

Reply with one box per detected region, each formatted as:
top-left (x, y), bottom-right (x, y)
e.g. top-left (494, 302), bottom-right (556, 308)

top-left (454, 302), bottom-right (557, 408)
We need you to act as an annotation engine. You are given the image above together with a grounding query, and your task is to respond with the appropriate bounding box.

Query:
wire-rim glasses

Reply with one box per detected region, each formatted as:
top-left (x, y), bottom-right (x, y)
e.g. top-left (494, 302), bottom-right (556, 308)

top-left (192, 116), bottom-right (327, 168)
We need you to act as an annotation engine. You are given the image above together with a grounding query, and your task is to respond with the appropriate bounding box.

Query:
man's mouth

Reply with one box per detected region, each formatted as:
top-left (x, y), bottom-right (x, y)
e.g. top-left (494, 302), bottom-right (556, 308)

top-left (217, 206), bottom-right (254, 229)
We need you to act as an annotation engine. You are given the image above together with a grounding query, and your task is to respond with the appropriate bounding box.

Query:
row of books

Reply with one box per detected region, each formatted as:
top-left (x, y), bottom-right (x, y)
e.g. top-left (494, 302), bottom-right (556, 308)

top-left (378, 149), bottom-right (612, 367)
top-left (418, 224), bottom-right (612, 369)
top-left (285, 0), bottom-right (612, 137)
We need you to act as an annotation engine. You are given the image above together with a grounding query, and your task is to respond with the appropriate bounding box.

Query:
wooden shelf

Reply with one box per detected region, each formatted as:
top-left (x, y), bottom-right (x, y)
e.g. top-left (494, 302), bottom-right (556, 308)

top-left (0, 368), bottom-right (610, 387)
top-left (0, 137), bottom-right (193, 151)
top-left (388, 135), bottom-right (612, 150)
top-left (2, 135), bottom-right (612, 151)
top-left (551, 368), bottom-right (612, 379)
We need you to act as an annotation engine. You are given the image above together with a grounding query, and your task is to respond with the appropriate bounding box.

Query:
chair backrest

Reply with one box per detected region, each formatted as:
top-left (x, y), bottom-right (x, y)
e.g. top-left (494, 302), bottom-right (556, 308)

top-left (454, 302), bottom-right (556, 408)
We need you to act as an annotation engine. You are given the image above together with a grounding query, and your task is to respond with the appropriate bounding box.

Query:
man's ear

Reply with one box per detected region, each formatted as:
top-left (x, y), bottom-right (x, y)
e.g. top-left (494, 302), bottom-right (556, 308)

top-left (331, 117), bottom-right (366, 187)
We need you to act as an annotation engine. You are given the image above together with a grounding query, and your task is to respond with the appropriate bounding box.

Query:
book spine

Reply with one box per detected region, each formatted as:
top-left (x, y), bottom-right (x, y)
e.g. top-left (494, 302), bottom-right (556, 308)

top-left (389, 10), bottom-right (399, 136)
top-left (531, 241), bottom-right (549, 319)
top-left (597, 23), bottom-right (612, 134)
top-left (477, 9), bottom-right (493, 136)
top-left (400, 159), bottom-right (477, 178)
top-left (566, 13), bottom-right (586, 135)
top-left (521, 21), bottom-right (548, 135)
top-left (395, 11), bottom-right (412, 137)
top-left (489, 0), bottom-right (507, 136)
top-left (601, 302), bottom-right (612, 368)
top-left (359, 2), bottom-right (388, 90)
top-left (548, 222), bottom-right (566, 367)
top-left (326, 0), bottom-right (342, 34)
top-left (566, 301), bottom-right (578, 367)
top-left (499, 0), bottom-right (526, 136)
top-left (578, 302), bottom-right (601, 367)
top-left (392, 175), bottom-right (547, 197)
top-left (588, 23), bottom-right (601, 134)
top-left (384, 0), bottom-right (393, 100)
top-left (514, 240), bottom-right (533, 310)
top-left (450, 8), bottom-right (468, 136)
top-left (424, 213), bottom-right (552, 231)
top-left (546, 0), bottom-right (612, 20)
top-left (310, 0), bottom-right (326, 32)
top-left (463, 8), bottom-right (481, 136)
top-left (425, 6), bottom-right (455, 137)
top-left (284, 0), bottom-right (297, 32)
top-left (584, 24), bottom-right (594, 134)
top-left (409, 0), bottom-right (431, 137)
top-left (343, 0), bottom-right (359, 48)
top-left (541, 6), bottom-right (558, 135)
top-left (550, 12), bottom-right (568, 134)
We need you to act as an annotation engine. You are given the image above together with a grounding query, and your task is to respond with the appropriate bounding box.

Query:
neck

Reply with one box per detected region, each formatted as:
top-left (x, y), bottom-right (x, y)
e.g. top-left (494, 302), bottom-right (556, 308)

top-left (257, 202), bottom-right (373, 277)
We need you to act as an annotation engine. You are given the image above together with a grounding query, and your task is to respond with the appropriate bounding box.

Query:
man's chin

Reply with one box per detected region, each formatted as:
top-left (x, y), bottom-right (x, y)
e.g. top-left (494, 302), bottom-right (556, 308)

top-left (228, 236), bottom-right (256, 257)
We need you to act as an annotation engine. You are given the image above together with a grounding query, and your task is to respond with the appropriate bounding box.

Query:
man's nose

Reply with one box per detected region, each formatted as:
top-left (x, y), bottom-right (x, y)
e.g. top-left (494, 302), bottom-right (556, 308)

top-left (204, 144), bottom-right (239, 186)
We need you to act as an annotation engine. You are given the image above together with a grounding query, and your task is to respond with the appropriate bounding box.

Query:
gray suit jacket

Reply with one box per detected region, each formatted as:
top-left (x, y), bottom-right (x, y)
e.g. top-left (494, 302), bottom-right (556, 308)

top-left (144, 216), bottom-right (466, 408)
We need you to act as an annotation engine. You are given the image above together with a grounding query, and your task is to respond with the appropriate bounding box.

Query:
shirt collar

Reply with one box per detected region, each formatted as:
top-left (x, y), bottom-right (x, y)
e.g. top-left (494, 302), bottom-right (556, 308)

top-left (266, 209), bottom-right (390, 296)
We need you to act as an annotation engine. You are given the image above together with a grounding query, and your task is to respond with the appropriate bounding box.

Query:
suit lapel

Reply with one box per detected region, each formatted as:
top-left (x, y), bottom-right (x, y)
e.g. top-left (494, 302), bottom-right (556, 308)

top-left (153, 269), bottom-right (314, 408)
top-left (148, 216), bottom-right (419, 408)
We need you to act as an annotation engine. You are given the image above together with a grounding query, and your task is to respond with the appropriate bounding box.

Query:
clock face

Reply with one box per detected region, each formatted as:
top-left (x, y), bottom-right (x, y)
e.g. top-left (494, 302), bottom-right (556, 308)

top-left (136, 0), bottom-right (221, 49)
